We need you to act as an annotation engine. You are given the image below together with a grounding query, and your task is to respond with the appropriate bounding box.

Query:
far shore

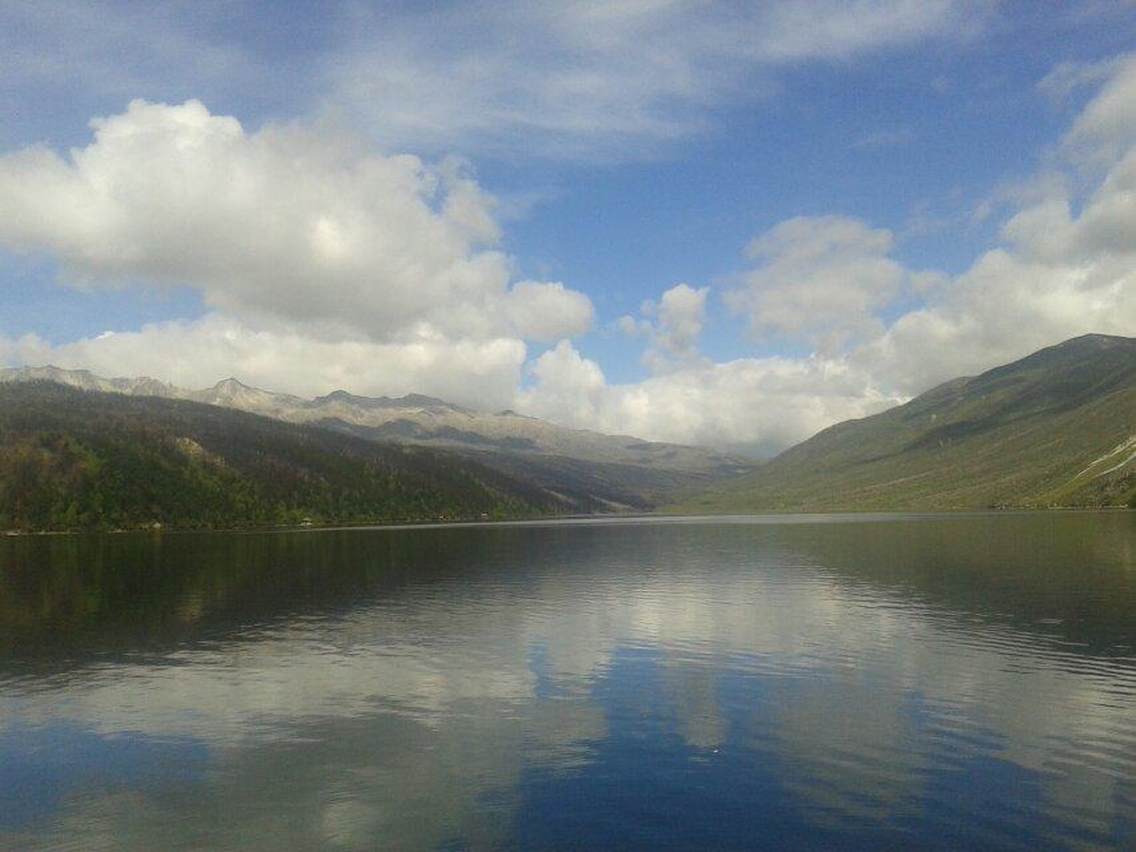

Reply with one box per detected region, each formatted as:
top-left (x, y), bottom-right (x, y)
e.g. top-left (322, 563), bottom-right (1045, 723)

top-left (3, 504), bottom-right (1132, 539)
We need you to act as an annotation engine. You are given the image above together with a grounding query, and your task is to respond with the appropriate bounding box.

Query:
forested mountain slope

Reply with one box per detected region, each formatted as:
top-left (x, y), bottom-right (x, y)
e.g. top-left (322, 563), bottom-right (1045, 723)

top-left (0, 367), bottom-right (754, 509)
top-left (0, 382), bottom-right (570, 531)
top-left (0, 365), bottom-right (749, 472)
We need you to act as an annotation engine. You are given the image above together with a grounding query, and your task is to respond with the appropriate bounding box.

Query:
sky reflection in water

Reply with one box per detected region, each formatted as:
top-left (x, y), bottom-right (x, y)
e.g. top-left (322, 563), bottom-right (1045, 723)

top-left (1, 513), bottom-right (1134, 850)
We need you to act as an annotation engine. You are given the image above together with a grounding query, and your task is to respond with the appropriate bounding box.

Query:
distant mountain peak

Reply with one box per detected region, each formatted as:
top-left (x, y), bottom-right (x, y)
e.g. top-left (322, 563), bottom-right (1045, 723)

top-left (1028, 333), bottom-right (1136, 358)
top-left (0, 363), bottom-right (749, 479)
top-left (1068, 332), bottom-right (1131, 343)
top-left (1059, 333), bottom-right (1136, 351)
top-left (0, 365), bottom-right (175, 398)
top-left (214, 377), bottom-right (250, 389)
top-left (311, 389), bottom-right (460, 411)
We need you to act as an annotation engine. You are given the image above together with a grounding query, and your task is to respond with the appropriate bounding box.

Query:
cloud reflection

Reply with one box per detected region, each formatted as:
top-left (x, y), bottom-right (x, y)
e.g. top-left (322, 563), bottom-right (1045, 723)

top-left (1, 515), bottom-right (1134, 848)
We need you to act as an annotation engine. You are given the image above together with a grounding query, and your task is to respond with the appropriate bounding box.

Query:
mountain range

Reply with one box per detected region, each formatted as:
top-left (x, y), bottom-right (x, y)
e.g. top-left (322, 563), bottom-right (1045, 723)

top-left (2, 333), bottom-right (1133, 531)
top-left (679, 334), bottom-right (1136, 512)
top-left (0, 365), bottom-right (755, 516)
top-left (0, 365), bottom-right (737, 466)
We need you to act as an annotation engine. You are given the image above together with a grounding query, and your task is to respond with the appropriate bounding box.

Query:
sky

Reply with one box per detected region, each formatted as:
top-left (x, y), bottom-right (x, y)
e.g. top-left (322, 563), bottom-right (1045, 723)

top-left (0, 0), bottom-right (1134, 455)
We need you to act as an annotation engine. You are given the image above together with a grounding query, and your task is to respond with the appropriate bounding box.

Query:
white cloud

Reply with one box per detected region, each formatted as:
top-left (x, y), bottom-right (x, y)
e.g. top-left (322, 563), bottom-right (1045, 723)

top-left (777, 57), bottom-right (1136, 398)
top-left (853, 250), bottom-right (1135, 396)
top-left (0, 1), bottom-right (990, 162)
top-left (0, 314), bottom-right (528, 411)
top-left (504, 281), bottom-right (594, 342)
top-left (725, 216), bottom-right (913, 353)
top-left (521, 55), bottom-right (1136, 453)
top-left (998, 153), bottom-right (1136, 269)
top-left (0, 99), bottom-right (594, 365)
top-left (848, 57), bottom-right (1135, 394)
top-left (653, 284), bottom-right (709, 358)
top-left (621, 283), bottom-right (710, 373)
top-left (4, 43), bottom-right (1135, 460)
top-left (853, 138), bottom-right (1136, 395)
top-left (520, 340), bottom-right (610, 430)
top-left (1063, 53), bottom-right (1136, 166)
top-left (518, 340), bottom-right (898, 455)
top-left (328, 1), bottom-right (989, 158)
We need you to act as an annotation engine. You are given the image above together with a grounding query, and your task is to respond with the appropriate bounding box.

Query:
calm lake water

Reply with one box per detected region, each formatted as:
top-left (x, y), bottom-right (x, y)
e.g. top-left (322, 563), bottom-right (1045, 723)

top-left (1, 512), bottom-right (1134, 850)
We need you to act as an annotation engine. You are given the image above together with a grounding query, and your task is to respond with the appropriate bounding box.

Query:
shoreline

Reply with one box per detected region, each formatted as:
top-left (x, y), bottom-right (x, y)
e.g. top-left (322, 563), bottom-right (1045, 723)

top-left (3, 504), bottom-right (1132, 538)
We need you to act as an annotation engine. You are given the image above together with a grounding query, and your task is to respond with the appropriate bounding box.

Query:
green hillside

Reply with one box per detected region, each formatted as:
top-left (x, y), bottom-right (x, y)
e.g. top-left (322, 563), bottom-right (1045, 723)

top-left (679, 334), bottom-right (1136, 512)
top-left (0, 382), bottom-right (565, 532)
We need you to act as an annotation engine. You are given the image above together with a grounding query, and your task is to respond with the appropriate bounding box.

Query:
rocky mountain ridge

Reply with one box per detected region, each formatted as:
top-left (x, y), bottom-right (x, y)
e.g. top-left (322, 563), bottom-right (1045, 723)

top-left (0, 366), bottom-right (756, 512)
top-left (0, 365), bottom-right (748, 474)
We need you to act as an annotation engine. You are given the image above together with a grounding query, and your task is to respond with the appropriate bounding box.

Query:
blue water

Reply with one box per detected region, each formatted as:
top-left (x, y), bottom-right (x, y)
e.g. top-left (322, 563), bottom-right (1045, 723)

top-left (1, 512), bottom-right (1134, 849)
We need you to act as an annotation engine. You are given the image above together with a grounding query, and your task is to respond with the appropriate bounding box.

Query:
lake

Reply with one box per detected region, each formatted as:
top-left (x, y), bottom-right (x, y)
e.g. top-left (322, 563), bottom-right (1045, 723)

top-left (1, 512), bottom-right (1134, 850)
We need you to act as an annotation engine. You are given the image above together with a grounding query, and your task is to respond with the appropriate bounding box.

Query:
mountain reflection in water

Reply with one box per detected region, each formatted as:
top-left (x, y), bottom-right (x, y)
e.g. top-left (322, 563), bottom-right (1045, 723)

top-left (1, 513), bottom-right (1134, 850)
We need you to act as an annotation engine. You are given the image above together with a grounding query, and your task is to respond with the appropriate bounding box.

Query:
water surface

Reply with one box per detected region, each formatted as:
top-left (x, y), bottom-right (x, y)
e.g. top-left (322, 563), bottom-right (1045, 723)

top-left (1, 512), bottom-right (1134, 849)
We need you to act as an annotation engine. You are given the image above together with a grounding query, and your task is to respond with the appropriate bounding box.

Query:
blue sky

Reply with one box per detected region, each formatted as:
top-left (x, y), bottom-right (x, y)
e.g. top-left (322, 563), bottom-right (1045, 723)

top-left (1, 1), bottom-right (1134, 453)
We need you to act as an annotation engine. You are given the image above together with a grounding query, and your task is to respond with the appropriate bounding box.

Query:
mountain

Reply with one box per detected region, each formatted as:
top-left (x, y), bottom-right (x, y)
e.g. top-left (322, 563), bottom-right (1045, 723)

top-left (0, 382), bottom-right (575, 532)
top-left (0, 366), bottom-right (754, 508)
top-left (5, 335), bottom-right (1131, 525)
top-left (0, 365), bottom-right (179, 398)
top-left (0, 366), bottom-right (744, 470)
top-left (679, 334), bottom-right (1136, 512)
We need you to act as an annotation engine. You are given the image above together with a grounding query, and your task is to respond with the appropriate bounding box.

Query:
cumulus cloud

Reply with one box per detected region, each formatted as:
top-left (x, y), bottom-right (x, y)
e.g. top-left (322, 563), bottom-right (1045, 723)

top-left (521, 54), bottom-right (1136, 453)
top-left (850, 55), bottom-right (1136, 395)
top-left (5, 46), bottom-right (1136, 460)
top-left (620, 283), bottom-right (710, 373)
top-left (520, 340), bottom-right (610, 430)
top-left (330, 1), bottom-right (989, 158)
top-left (1000, 157), bottom-right (1136, 267)
top-left (852, 256), bottom-right (1134, 397)
top-left (652, 284), bottom-right (709, 358)
top-left (518, 341), bottom-right (899, 455)
top-left (0, 99), bottom-right (593, 344)
top-left (0, 314), bottom-right (527, 411)
top-left (725, 216), bottom-right (914, 353)
top-left (504, 281), bottom-right (594, 342)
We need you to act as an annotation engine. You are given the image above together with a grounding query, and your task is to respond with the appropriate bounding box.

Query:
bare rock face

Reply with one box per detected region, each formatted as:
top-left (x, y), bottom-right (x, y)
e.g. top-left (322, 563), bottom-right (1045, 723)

top-left (0, 365), bottom-right (177, 397)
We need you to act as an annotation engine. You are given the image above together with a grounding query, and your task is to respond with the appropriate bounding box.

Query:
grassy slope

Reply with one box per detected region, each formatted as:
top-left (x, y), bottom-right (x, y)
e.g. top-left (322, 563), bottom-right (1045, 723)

top-left (678, 334), bottom-right (1136, 512)
top-left (0, 382), bottom-right (566, 531)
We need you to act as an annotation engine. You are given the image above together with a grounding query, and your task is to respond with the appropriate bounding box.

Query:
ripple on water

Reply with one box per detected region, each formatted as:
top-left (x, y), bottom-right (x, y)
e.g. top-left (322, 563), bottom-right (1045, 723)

top-left (1, 514), bottom-right (1135, 849)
